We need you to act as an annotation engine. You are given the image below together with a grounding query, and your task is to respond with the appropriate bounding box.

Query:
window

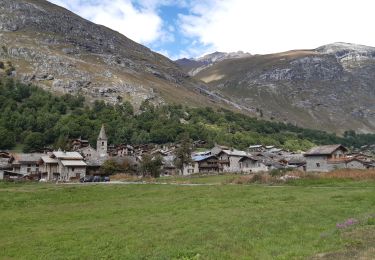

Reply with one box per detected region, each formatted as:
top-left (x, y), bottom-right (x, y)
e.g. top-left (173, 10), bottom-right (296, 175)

top-left (316, 163), bottom-right (320, 168)
top-left (102, 142), bottom-right (104, 146)
top-left (72, 167), bottom-right (75, 172)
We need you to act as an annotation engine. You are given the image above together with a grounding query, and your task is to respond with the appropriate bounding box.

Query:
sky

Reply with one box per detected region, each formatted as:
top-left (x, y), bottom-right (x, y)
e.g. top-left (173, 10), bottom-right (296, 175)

top-left (48, 0), bottom-right (375, 60)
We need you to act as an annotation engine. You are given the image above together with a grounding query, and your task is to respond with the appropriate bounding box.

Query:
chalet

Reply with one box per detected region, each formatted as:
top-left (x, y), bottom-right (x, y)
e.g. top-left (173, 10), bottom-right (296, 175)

top-left (216, 149), bottom-right (247, 172)
top-left (304, 144), bottom-right (349, 172)
top-left (239, 156), bottom-right (268, 173)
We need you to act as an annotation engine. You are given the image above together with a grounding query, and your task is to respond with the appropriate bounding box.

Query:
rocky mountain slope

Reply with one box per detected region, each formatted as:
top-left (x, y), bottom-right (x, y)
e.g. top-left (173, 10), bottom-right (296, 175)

top-left (179, 43), bottom-right (375, 133)
top-left (176, 51), bottom-right (251, 76)
top-left (0, 0), bottom-right (236, 110)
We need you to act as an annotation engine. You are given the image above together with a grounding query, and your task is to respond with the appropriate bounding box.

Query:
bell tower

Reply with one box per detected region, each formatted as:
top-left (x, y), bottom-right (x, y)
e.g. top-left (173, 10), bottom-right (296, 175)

top-left (97, 124), bottom-right (108, 156)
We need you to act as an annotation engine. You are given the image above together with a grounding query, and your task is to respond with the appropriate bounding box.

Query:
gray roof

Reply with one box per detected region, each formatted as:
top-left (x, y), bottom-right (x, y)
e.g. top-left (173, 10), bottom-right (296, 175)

top-left (41, 156), bottom-right (58, 164)
top-left (13, 153), bottom-right (43, 163)
top-left (61, 160), bottom-right (87, 167)
top-left (220, 149), bottom-right (247, 157)
top-left (305, 144), bottom-right (348, 156)
top-left (53, 151), bottom-right (83, 160)
top-left (98, 124), bottom-right (108, 140)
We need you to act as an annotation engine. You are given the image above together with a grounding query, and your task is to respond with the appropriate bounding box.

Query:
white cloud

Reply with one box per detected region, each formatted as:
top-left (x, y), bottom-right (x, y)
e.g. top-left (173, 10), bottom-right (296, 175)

top-left (179, 0), bottom-right (375, 54)
top-left (48, 0), bottom-right (166, 44)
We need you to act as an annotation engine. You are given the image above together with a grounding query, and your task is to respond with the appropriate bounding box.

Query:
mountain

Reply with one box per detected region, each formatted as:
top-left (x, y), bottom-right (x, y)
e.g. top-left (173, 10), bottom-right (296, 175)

top-left (179, 43), bottom-right (375, 133)
top-left (0, 0), bottom-right (236, 110)
top-left (175, 51), bottom-right (252, 76)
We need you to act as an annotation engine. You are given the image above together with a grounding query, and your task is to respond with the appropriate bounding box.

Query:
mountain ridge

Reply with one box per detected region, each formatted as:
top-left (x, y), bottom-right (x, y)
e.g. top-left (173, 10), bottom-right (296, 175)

top-left (177, 43), bottom-right (375, 133)
top-left (0, 0), bottom-right (240, 111)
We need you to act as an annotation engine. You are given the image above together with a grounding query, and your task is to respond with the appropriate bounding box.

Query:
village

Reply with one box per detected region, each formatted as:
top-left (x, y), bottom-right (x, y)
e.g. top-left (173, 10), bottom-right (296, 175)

top-left (0, 125), bottom-right (375, 182)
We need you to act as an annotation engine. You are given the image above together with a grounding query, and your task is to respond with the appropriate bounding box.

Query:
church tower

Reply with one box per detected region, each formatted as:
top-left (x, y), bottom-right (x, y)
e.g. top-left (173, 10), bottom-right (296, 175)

top-left (97, 124), bottom-right (108, 157)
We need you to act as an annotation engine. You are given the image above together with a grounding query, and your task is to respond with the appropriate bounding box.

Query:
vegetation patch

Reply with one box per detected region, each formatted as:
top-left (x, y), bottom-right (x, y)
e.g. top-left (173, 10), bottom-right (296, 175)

top-left (1, 77), bottom-right (375, 152)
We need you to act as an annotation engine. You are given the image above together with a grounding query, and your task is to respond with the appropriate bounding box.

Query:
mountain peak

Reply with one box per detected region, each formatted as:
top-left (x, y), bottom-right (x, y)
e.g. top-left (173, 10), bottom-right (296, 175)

top-left (316, 42), bottom-right (375, 54)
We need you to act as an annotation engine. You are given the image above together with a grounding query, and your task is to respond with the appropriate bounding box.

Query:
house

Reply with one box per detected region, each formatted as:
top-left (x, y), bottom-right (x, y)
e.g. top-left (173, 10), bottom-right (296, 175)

top-left (116, 144), bottom-right (135, 157)
top-left (216, 149), bottom-right (247, 172)
top-left (304, 144), bottom-right (349, 172)
top-left (41, 151), bottom-right (87, 181)
top-left (12, 153), bottom-right (43, 176)
top-left (161, 155), bottom-right (178, 176)
top-left (286, 155), bottom-right (306, 171)
top-left (72, 137), bottom-right (89, 150)
top-left (41, 155), bottom-right (59, 181)
top-left (182, 155), bottom-right (220, 175)
top-left (248, 145), bottom-right (264, 153)
top-left (239, 156), bottom-right (268, 173)
top-left (0, 152), bottom-right (13, 180)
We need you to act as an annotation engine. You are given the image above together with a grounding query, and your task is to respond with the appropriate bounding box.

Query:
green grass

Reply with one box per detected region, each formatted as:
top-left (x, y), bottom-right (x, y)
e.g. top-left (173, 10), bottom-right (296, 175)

top-left (0, 181), bottom-right (374, 259)
top-left (157, 174), bottom-right (238, 184)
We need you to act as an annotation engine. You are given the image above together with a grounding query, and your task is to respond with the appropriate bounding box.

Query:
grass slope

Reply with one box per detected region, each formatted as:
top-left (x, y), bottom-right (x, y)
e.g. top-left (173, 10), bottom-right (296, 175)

top-left (0, 181), bottom-right (374, 259)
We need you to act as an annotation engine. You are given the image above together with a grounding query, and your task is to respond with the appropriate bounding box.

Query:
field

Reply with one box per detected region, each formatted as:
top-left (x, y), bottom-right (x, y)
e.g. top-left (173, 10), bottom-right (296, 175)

top-left (0, 178), bottom-right (374, 259)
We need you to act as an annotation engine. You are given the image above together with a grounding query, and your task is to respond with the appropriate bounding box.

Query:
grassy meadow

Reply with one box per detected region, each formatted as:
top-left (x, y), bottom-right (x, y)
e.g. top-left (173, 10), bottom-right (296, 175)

top-left (0, 179), bottom-right (374, 259)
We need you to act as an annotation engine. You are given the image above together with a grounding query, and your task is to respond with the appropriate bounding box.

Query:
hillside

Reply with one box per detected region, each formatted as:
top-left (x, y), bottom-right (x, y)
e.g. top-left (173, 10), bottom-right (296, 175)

top-left (179, 43), bottom-right (375, 133)
top-left (0, 0), bottom-right (236, 110)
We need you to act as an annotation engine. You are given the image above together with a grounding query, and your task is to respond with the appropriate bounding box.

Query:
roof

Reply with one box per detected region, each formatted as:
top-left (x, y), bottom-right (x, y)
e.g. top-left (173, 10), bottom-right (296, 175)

top-left (192, 155), bottom-right (217, 162)
top-left (61, 160), bottom-right (87, 167)
top-left (41, 156), bottom-right (58, 164)
top-left (220, 149), bottom-right (247, 157)
top-left (249, 145), bottom-right (263, 149)
top-left (13, 153), bottom-right (43, 163)
top-left (239, 156), bottom-right (259, 162)
top-left (305, 145), bottom-right (348, 156)
top-left (53, 151), bottom-right (83, 160)
top-left (98, 124), bottom-right (108, 140)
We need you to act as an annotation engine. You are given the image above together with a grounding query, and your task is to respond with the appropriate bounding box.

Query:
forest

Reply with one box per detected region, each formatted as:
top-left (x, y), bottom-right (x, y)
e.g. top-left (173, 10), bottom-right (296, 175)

top-left (0, 77), bottom-right (374, 152)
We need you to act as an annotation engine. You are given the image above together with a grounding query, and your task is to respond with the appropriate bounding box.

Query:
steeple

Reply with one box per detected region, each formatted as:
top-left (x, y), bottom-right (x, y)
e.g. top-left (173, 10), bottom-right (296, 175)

top-left (97, 124), bottom-right (108, 156)
top-left (98, 124), bottom-right (107, 140)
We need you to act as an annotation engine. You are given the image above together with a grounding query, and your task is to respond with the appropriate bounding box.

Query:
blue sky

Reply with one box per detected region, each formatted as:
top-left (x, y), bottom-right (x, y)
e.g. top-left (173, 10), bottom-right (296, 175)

top-left (49, 0), bottom-right (375, 60)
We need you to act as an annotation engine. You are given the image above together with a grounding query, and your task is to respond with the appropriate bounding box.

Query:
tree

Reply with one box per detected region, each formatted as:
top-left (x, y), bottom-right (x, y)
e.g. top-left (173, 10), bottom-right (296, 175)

top-left (0, 127), bottom-right (15, 149)
top-left (23, 132), bottom-right (45, 152)
top-left (101, 159), bottom-right (121, 175)
top-left (140, 154), bottom-right (163, 178)
top-left (174, 134), bottom-right (193, 174)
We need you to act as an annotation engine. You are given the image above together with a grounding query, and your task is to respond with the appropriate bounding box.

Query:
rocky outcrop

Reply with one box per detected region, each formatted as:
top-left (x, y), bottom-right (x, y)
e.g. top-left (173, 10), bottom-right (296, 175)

top-left (184, 43), bottom-right (375, 133)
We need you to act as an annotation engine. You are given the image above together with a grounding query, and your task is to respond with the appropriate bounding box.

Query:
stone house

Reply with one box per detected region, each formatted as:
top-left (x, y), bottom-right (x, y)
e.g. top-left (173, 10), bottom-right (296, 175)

top-left (216, 149), bottom-right (247, 173)
top-left (238, 156), bottom-right (268, 173)
top-left (304, 144), bottom-right (349, 172)
top-left (12, 153), bottom-right (43, 176)
top-left (182, 155), bottom-right (220, 175)
top-left (0, 152), bottom-right (13, 180)
top-left (41, 151), bottom-right (87, 181)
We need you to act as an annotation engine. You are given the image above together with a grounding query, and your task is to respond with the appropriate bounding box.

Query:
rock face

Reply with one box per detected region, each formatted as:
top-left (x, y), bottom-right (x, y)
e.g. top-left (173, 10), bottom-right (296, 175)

top-left (0, 0), bottom-right (223, 109)
top-left (179, 44), bottom-right (375, 133)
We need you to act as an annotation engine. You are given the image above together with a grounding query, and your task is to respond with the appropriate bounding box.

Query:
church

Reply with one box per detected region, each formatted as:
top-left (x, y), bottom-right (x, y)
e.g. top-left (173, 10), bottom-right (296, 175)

top-left (78, 125), bottom-right (109, 159)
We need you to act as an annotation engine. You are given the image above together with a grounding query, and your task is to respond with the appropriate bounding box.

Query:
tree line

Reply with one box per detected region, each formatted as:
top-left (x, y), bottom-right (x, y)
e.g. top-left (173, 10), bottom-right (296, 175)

top-left (0, 77), bottom-right (374, 152)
